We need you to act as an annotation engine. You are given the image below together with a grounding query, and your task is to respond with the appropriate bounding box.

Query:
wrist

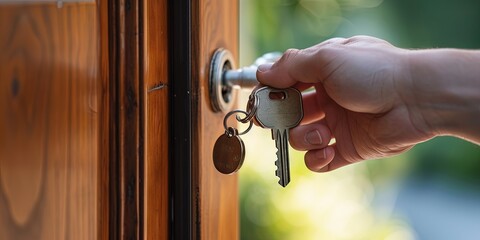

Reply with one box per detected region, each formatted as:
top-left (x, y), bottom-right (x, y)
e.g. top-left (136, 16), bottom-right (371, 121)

top-left (404, 49), bottom-right (480, 142)
top-left (392, 50), bottom-right (436, 140)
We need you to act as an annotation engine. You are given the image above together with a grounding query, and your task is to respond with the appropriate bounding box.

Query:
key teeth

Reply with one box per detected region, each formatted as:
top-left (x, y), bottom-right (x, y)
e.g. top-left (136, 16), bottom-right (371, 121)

top-left (274, 146), bottom-right (288, 187)
top-left (274, 159), bottom-right (280, 176)
top-left (274, 158), bottom-right (284, 187)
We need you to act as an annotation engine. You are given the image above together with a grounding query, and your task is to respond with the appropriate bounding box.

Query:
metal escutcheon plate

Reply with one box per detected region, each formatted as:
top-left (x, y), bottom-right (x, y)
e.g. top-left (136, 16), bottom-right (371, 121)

top-left (209, 48), bottom-right (236, 113)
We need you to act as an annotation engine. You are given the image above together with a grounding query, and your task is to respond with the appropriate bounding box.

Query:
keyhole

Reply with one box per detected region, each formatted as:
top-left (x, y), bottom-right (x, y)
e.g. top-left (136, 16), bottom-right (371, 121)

top-left (221, 60), bottom-right (233, 103)
top-left (269, 91), bottom-right (286, 100)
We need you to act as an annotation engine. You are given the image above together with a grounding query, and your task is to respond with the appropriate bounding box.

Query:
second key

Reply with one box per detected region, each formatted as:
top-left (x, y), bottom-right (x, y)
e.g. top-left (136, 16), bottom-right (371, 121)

top-left (253, 86), bottom-right (303, 187)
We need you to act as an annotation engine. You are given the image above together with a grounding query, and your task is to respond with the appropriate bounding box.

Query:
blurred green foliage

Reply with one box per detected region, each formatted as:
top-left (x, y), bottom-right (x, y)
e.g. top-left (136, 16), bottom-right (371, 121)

top-left (240, 129), bottom-right (415, 240)
top-left (239, 0), bottom-right (480, 239)
top-left (242, 0), bottom-right (480, 52)
top-left (411, 137), bottom-right (480, 186)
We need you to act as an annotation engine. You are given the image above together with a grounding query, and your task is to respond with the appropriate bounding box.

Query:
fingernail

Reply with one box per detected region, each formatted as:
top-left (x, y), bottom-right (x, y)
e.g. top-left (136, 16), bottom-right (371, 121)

top-left (315, 149), bottom-right (327, 160)
top-left (305, 130), bottom-right (323, 145)
top-left (257, 63), bottom-right (273, 73)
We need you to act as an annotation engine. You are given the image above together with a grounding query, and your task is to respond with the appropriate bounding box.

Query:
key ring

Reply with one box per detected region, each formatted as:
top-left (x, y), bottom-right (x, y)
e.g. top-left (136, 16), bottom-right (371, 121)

top-left (223, 109), bottom-right (253, 136)
top-left (236, 95), bottom-right (258, 123)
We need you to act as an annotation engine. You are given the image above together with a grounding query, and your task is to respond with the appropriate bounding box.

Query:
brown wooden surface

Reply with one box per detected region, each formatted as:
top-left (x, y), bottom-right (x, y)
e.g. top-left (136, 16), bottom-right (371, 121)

top-left (0, 1), bottom-right (236, 239)
top-left (110, 0), bottom-right (141, 239)
top-left (193, 0), bottom-right (239, 239)
top-left (0, 2), bottom-right (109, 240)
top-left (108, 0), bottom-right (170, 238)
top-left (142, 0), bottom-right (169, 239)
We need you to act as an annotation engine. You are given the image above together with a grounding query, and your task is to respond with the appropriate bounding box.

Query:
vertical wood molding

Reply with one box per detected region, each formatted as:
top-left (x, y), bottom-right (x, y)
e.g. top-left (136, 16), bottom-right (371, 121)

top-left (107, 0), bottom-right (119, 238)
top-left (142, 0), bottom-right (169, 239)
top-left (99, 0), bottom-right (111, 239)
top-left (111, 0), bottom-right (170, 239)
top-left (110, 0), bottom-right (142, 239)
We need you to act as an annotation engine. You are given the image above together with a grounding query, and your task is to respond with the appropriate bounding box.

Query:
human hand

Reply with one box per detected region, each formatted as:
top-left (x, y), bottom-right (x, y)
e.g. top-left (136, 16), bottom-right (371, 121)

top-left (256, 36), bottom-right (434, 172)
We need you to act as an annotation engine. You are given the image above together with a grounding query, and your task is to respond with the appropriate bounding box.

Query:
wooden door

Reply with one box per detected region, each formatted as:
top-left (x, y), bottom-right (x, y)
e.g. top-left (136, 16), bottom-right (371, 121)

top-left (0, 1), bottom-right (110, 239)
top-left (169, 0), bottom-right (239, 239)
top-left (194, 1), bottom-right (240, 239)
top-left (0, 0), bottom-right (238, 239)
top-left (195, 0), bottom-right (240, 239)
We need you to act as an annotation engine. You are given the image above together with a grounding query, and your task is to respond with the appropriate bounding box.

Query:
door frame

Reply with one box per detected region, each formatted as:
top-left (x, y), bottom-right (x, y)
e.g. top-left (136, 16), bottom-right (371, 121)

top-left (168, 0), bottom-right (195, 239)
top-left (109, 0), bottom-right (239, 239)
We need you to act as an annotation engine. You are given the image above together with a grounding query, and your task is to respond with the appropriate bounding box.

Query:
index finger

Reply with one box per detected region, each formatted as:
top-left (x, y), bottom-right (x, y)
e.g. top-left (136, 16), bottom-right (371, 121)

top-left (256, 43), bottom-right (341, 88)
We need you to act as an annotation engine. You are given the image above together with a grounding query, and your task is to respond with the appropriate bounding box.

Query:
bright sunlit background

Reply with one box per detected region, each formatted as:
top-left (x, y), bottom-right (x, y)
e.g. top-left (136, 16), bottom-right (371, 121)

top-left (238, 0), bottom-right (480, 239)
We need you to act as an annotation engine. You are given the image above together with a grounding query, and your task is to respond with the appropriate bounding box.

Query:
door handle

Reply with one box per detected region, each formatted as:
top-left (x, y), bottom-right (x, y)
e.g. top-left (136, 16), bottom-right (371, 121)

top-left (209, 48), bottom-right (281, 112)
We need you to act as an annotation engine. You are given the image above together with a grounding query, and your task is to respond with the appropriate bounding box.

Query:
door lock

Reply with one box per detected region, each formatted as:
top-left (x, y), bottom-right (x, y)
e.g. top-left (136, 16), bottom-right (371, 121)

top-left (209, 48), bottom-right (281, 112)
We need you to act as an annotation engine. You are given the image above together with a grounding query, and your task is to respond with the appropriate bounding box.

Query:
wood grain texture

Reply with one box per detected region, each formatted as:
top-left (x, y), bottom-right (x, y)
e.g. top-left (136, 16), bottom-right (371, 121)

top-left (98, 0), bottom-right (111, 239)
top-left (110, 0), bottom-right (141, 239)
top-left (193, 0), bottom-right (239, 239)
top-left (142, 0), bottom-right (169, 239)
top-left (0, 2), bottom-right (109, 239)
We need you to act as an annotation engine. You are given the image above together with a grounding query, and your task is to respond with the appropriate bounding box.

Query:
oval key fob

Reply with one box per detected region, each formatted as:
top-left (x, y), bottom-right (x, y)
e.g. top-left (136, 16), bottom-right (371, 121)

top-left (212, 127), bottom-right (245, 174)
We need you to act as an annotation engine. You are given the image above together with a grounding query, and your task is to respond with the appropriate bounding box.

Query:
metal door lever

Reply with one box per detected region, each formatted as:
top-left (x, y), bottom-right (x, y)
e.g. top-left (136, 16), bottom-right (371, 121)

top-left (209, 48), bottom-right (281, 112)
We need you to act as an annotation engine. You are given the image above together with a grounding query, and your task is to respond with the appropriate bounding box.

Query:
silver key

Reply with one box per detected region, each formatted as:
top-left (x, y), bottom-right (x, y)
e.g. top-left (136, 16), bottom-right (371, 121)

top-left (253, 86), bottom-right (303, 187)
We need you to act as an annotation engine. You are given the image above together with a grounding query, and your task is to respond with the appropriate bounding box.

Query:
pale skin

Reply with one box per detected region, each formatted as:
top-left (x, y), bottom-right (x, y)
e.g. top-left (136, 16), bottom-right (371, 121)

top-left (256, 36), bottom-right (480, 173)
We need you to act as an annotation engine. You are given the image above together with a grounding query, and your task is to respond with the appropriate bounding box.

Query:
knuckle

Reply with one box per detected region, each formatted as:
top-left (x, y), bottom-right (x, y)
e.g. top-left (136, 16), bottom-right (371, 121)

top-left (345, 35), bottom-right (364, 44)
top-left (275, 48), bottom-right (300, 66)
top-left (284, 48), bottom-right (300, 57)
